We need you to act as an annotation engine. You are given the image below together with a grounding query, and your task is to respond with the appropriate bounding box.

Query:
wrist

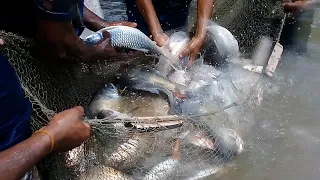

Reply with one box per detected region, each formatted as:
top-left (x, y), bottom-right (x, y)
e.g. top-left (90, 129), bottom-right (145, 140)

top-left (151, 30), bottom-right (163, 37)
top-left (194, 31), bottom-right (206, 41)
top-left (32, 132), bottom-right (52, 155)
top-left (195, 23), bottom-right (208, 40)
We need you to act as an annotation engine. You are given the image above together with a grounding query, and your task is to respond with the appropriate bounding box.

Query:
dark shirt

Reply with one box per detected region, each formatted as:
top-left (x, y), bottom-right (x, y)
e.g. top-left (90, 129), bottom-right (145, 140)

top-left (0, 0), bottom-right (85, 38)
top-left (0, 0), bottom-right (85, 150)
top-left (125, 0), bottom-right (193, 35)
top-left (0, 53), bottom-right (32, 151)
top-left (280, 10), bottom-right (315, 54)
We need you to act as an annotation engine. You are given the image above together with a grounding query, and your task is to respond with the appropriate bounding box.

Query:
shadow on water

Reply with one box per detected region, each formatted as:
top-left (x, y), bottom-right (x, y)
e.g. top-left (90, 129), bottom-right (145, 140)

top-left (100, 0), bottom-right (320, 179)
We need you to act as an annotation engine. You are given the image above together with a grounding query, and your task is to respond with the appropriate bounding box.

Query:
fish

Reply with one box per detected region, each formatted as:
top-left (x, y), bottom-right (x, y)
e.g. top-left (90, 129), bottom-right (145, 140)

top-left (116, 65), bottom-right (188, 112)
top-left (185, 166), bottom-right (223, 180)
top-left (87, 83), bottom-right (123, 119)
top-left (206, 21), bottom-right (239, 61)
top-left (126, 66), bottom-right (187, 94)
top-left (155, 31), bottom-right (191, 77)
top-left (175, 103), bottom-right (244, 161)
top-left (65, 144), bottom-right (85, 169)
top-left (142, 140), bottom-right (181, 180)
top-left (107, 135), bottom-right (152, 171)
top-left (83, 26), bottom-right (179, 69)
top-left (211, 127), bottom-right (244, 159)
top-left (79, 165), bottom-right (134, 180)
top-left (86, 82), bottom-right (183, 131)
top-left (179, 130), bottom-right (215, 150)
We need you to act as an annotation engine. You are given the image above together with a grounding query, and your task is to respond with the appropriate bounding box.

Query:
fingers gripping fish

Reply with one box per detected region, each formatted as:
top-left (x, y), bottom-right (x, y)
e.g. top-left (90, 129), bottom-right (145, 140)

top-left (83, 26), bottom-right (180, 70)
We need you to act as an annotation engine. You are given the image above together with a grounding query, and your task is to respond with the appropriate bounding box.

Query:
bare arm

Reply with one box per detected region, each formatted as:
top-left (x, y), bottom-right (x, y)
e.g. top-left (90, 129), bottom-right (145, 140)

top-left (0, 133), bottom-right (51, 180)
top-left (83, 6), bottom-right (107, 31)
top-left (135, 0), bottom-right (162, 36)
top-left (36, 19), bottom-right (116, 62)
top-left (0, 106), bottom-right (90, 180)
top-left (195, 0), bottom-right (215, 39)
top-left (180, 0), bottom-right (215, 64)
top-left (83, 6), bottom-right (137, 32)
top-left (35, 0), bottom-right (117, 62)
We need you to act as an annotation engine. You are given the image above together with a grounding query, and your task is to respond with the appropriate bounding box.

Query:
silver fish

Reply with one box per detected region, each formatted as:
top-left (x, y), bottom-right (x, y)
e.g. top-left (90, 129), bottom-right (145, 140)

top-left (83, 26), bottom-right (179, 68)
top-left (65, 144), bottom-right (85, 170)
top-left (213, 127), bottom-right (244, 157)
top-left (87, 83), bottom-right (124, 119)
top-left (79, 165), bottom-right (134, 180)
top-left (107, 135), bottom-right (151, 171)
top-left (155, 31), bottom-right (190, 76)
top-left (142, 140), bottom-right (180, 180)
top-left (185, 166), bottom-right (223, 180)
top-left (180, 130), bottom-right (215, 150)
top-left (126, 66), bottom-right (187, 95)
top-left (206, 21), bottom-right (239, 61)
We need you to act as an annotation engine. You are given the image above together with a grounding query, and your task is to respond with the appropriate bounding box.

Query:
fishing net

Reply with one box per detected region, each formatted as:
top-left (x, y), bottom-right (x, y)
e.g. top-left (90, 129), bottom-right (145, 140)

top-left (0, 0), bottom-right (284, 179)
top-left (188, 0), bottom-right (285, 58)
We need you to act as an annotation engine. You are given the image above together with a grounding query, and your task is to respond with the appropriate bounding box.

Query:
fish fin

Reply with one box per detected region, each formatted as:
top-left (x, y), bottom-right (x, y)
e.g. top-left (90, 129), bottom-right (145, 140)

top-left (172, 139), bottom-right (181, 160)
top-left (130, 47), bottom-right (150, 53)
top-left (173, 91), bottom-right (188, 99)
top-left (118, 86), bottom-right (127, 95)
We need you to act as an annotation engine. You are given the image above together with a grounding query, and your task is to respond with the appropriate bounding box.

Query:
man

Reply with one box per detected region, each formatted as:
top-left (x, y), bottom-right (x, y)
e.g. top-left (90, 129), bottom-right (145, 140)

top-left (0, 0), bottom-right (138, 153)
top-left (0, 38), bottom-right (91, 180)
top-left (280, 0), bottom-right (318, 54)
top-left (0, 0), bottom-right (137, 61)
top-left (125, 0), bottom-right (215, 66)
top-left (0, 106), bottom-right (90, 180)
top-left (0, 0), bottom-right (135, 178)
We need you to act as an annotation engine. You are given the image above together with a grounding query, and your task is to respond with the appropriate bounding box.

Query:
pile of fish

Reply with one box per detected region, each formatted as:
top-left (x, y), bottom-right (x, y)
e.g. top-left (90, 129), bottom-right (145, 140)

top-left (77, 21), bottom-right (270, 179)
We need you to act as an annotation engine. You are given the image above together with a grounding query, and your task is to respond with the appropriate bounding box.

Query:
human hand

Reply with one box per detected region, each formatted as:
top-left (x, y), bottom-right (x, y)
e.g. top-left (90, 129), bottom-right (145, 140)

top-left (180, 36), bottom-right (205, 67)
top-left (42, 106), bottom-right (91, 153)
top-left (282, 0), bottom-right (311, 13)
top-left (103, 21), bottom-right (137, 28)
top-left (0, 39), bottom-right (4, 46)
top-left (152, 32), bottom-right (170, 47)
top-left (94, 31), bottom-right (117, 56)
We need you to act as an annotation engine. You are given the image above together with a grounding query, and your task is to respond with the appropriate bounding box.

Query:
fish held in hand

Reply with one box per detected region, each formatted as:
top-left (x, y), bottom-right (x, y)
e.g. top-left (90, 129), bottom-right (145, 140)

top-left (155, 31), bottom-right (191, 77)
top-left (83, 26), bottom-right (179, 68)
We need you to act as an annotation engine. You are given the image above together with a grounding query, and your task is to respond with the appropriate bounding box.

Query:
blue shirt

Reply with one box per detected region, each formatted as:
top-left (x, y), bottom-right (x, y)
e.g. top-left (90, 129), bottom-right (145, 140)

top-left (0, 53), bottom-right (32, 151)
top-left (0, 0), bottom-right (85, 150)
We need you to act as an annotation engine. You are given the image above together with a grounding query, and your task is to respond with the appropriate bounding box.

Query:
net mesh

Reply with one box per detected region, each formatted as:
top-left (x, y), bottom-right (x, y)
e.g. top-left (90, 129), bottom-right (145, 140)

top-left (0, 0), bottom-right (284, 179)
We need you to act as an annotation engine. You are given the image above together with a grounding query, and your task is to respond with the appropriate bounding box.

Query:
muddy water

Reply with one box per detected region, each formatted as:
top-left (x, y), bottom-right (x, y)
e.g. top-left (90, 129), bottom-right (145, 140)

top-left (115, 93), bottom-right (170, 117)
top-left (100, 1), bottom-right (320, 179)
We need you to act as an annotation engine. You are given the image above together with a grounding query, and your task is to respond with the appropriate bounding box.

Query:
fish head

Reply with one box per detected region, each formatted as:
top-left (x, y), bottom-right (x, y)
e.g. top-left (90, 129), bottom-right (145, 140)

top-left (87, 83), bottom-right (121, 118)
top-left (204, 20), bottom-right (240, 64)
top-left (83, 31), bottom-right (104, 45)
top-left (97, 83), bottom-right (120, 100)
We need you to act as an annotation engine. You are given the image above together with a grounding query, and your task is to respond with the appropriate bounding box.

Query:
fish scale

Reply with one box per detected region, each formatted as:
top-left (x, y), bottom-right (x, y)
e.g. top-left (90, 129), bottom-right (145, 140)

top-left (83, 26), bottom-right (179, 69)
